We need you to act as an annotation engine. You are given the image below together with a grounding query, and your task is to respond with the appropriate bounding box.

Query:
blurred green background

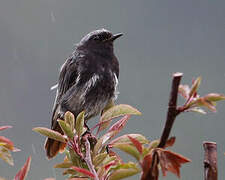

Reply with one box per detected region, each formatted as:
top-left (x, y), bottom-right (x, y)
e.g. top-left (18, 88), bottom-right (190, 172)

top-left (0, 0), bottom-right (225, 179)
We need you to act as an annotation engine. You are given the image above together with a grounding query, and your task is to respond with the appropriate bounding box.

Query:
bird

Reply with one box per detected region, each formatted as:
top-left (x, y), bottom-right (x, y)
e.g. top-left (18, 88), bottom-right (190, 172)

top-left (45, 29), bottom-right (123, 159)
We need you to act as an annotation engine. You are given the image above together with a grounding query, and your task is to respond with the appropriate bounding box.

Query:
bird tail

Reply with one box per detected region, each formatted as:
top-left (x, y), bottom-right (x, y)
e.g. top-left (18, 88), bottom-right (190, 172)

top-left (44, 119), bottom-right (67, 159)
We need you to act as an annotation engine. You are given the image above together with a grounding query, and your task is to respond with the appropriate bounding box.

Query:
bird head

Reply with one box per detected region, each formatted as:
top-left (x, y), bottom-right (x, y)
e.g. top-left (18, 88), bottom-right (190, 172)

top-left (77, 29), bottom-right (123, 52)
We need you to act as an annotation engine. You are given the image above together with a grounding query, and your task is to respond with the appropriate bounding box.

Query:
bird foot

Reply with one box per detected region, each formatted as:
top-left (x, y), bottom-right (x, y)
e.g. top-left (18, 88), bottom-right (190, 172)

top-left (81, 130), bottom-right (97, 150)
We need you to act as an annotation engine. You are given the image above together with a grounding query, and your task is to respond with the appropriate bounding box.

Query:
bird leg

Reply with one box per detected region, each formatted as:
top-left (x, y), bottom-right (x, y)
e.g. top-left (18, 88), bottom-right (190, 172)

top-left (81, 122), bottom-right (97, 150)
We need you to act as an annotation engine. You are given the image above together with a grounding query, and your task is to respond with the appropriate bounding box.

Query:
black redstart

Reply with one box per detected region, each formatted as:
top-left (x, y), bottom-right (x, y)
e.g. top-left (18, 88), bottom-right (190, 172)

top-left (45, 29), bottom-right (123, 158)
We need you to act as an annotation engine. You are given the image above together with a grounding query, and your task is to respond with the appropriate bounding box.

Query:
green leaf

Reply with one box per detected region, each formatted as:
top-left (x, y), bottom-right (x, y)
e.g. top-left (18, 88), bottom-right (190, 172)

top-left (0, 136), bottom-right (14, 151)
top-left (58, 120), bottom-right (74, 139)
top-left (98, 104), bottom-right (141, 133)
top-left (109, 134), bottom-right (149, 147)
top-left (113, 144), bottom-right (141, 161)
top-left (190, 98), bottom-right (217, 112)
top-left (93, 152), bottom-right (108, 167)
top-left (189, 77), bottom-right (201, 98)
top-left (64, 111), bottom-right (75, 131)
top-left (62, 168), bottom-right (77, 176)
top-left (189, 107), bottom-right (207, 114)
top-left (0, 146), bottom-right (14, 166)
top-left (54, 162), bottom-right (73, 168)
top-left (102, 156), bottom-right (117, 166)
top-left (101, 104), bottom-right (141, 121)
top-left (204, 93), bottom-right (225, 102)
top-left (75, 111), bottom-right (86, 137)
top-left (142, 147), bottom-right (151, 157)
top-left (112, 162), bottom-right (139, 171)
top-left (69, 148), bottom-right (81, 167)
top-left (108, 166), bottom-right (140, 180)
top-left (101, 99), bottom-right (115, 114)
top-left (93, 138), bottom-right (104, 156)
top-left (33, 127), bottom-right (66, 143)
top-left (201, 100), bottom-right (217, 112)
top-left (148, 140), bottom-right (160, 150)
top-left (0, 143), bottom-right (7, 147)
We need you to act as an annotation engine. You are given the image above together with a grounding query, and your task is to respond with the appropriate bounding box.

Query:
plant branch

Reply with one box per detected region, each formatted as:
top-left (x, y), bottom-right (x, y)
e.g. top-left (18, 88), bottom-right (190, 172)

top-left (158, 72), bottom-right (183, 148)
top-left (143, 73), bottom-right (183, 180)
top-left (203, 141), bottom-right (217, 180)
top-left (84, 138), bottom-right (99, 180)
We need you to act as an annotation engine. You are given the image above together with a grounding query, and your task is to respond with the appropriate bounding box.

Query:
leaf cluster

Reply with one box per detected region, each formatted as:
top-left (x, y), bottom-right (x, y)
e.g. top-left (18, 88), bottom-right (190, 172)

top-left (1, 75), bottom-right (225, 180)
top-left (33, 104), bottom-right (191, 180)
top-left (0, 126), bottom-right (31, 180)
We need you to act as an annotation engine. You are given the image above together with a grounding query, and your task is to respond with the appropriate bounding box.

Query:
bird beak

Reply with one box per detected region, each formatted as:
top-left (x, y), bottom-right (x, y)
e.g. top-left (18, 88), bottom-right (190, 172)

top-left (109, 33), bottom-right (123, 41)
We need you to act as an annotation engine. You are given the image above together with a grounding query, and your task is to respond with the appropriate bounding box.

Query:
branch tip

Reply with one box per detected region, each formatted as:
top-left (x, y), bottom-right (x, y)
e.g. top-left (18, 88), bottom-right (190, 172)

top-left (203, 141), bottom-right (217, 146)
top-left (173, 72), bottom-right (183, 77)
top-left (203, 141), bottom-right (217, 180)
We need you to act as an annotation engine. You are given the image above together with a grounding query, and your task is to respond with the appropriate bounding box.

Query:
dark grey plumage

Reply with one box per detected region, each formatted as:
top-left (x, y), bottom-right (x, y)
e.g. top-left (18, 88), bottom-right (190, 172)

top-left (45, 29), bottom-right (122, 158)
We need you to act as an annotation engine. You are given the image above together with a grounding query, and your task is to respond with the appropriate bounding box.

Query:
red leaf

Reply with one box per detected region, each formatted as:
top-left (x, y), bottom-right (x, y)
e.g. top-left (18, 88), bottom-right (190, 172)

top-left (69, 178), bottom-right (88, 180)
top-left (128, 135), bottom-right (143, 154)
top-left (91, 118), bottom-right (112, 133)
top-left (106, 115), bottom-right (131, 139)
top-left (14, 156), bottom-right (31, 180)
top-left (201, 99), bottom-right (217, 112)
top-left (108, 150), bottom-right (123, 163)
top-left (141, 154), bottom-right (152, 173)
top-left (156, 148), bottom-right (191, 178)
top-left (71, 166), bottom-right (95, 178)
top-left (164, 137), bottom-right (176, 148)
top-left (0, 136), bottom-right (14, 150)
top-left (96, 104), bottom-right (141, 134)
top-left (109, 134), bottom-right (149, 148)
top-left (189, 77), bottom-right (201, 98)
top-left (141, 153), bottom-right (159, 180)
top-left (0, 126), bottom-right (12, 131)
top-left (101, 131), bottom-right (119, 145)
top-left (104, 160), bottom-right (117, 171)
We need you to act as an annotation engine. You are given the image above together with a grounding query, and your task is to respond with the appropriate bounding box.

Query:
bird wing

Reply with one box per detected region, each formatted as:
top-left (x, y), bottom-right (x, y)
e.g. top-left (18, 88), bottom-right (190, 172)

top-left (51, 55), bottom-right (78, 128)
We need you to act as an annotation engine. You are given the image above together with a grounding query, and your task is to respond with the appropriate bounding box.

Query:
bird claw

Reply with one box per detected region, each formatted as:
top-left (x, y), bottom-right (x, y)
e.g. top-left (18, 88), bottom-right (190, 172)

top-left (81, 130), bottom-right (97, 150)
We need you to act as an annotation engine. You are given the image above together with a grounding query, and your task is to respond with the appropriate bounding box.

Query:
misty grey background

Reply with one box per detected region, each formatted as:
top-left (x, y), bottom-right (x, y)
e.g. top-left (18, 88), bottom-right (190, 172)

top-left (0, 0), bottom-right (225, 179)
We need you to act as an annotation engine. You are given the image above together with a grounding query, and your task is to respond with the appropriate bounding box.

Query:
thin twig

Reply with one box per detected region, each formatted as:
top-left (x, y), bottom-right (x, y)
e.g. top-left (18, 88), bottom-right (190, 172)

top-left (158, 72), bottom-right (183, 148)
top-left (203, 141), bottom-right (217, 180)
top-left (144, 72), bottom-right (183, 180)
top-left (84, 138), bottom-right (99, 180)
